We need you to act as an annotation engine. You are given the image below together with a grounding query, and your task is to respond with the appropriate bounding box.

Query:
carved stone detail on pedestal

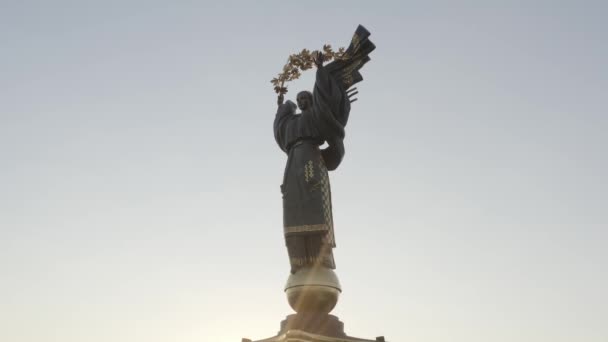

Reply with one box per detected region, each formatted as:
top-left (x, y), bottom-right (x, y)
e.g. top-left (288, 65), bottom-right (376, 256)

top-left (245, 329), bottom-right (381, 342)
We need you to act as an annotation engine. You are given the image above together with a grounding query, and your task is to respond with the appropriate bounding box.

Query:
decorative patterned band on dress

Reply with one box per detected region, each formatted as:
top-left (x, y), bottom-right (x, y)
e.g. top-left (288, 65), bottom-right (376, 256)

top-left (284, 223), bottom-right (330, 235)
top-left (290, 254), bottom-right (329, 267)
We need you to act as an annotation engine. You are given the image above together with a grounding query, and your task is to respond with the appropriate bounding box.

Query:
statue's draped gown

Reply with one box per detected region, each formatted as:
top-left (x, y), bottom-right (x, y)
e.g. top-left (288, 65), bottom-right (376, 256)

top-left (273, 25), bottom-right (375, 273)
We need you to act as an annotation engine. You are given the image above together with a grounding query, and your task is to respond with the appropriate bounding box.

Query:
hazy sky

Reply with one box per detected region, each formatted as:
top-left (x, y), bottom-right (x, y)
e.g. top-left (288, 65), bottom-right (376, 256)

top-left (1, 1), bottom-right (607, 342)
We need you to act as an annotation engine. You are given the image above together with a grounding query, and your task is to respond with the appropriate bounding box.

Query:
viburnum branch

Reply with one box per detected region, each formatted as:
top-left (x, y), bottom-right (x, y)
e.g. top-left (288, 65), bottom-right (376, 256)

top-left (271, 44), bottom-right (347, 94)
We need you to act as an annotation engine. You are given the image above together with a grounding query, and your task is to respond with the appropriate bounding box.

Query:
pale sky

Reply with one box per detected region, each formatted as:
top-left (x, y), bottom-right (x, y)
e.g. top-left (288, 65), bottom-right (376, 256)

top-left (1, 1), bottom-right (607, 342)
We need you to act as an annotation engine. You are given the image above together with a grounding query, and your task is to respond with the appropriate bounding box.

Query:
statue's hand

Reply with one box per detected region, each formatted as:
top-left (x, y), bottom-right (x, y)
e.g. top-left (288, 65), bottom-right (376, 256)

top-left (277, 94), bottom-right (284, 106)
top-left (315, 51), bottom-right (324, 68)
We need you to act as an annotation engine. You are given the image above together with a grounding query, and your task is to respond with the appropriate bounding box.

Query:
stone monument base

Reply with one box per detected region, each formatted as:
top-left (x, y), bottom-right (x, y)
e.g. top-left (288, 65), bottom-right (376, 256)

top-left (242, 314), bottom-right (384, 342)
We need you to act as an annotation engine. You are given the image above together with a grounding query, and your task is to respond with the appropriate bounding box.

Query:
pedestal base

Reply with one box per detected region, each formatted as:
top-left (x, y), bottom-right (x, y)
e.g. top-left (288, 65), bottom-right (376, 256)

top-left (242, 314), bottom-right (384, 342)
top-left (245, 329), bottom-right (383, 342)
top-left (280, 314), bottom-right (344, 338)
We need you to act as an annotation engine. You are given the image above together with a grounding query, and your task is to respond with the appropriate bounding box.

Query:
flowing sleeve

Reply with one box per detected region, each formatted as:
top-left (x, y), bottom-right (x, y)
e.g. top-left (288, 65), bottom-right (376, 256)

top-left (325, 25), bottom-right (376, 92)
top-left (273, 100), bottom-right (297, 153)
top-left (310, 25), bottom-right (376, 170)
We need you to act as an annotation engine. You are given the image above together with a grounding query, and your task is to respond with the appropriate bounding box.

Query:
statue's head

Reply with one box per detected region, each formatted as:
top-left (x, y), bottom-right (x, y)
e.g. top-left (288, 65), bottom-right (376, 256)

top-left (296, 91), bottom-right (313, 112)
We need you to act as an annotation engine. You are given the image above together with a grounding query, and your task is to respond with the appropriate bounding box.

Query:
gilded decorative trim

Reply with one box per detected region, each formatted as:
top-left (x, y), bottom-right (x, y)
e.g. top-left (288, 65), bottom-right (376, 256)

top-left (284, 223), bottom-right (329, 235)
top-left (290, 255), bottom-right (326, 266)
top-left (319, 156), bottom-right (335, 246)
top-left (343, 75), bottom-right (354, 88)
top-left (342, 59), bottom-right (363, 75)
top-left (304, 160), bottom-right (314, 182)
top-left (351, 34), bottom-right (361, 51)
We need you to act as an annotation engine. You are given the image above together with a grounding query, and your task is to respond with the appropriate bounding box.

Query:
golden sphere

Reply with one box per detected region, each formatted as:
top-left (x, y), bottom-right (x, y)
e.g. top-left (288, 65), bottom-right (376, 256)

top-left (284, 267), bottom-right (342, 314)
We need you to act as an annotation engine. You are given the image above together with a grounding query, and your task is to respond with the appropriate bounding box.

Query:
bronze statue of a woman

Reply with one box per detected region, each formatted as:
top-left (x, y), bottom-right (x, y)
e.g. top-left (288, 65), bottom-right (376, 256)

top-left (274, 25), bottom-right (375, 274)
